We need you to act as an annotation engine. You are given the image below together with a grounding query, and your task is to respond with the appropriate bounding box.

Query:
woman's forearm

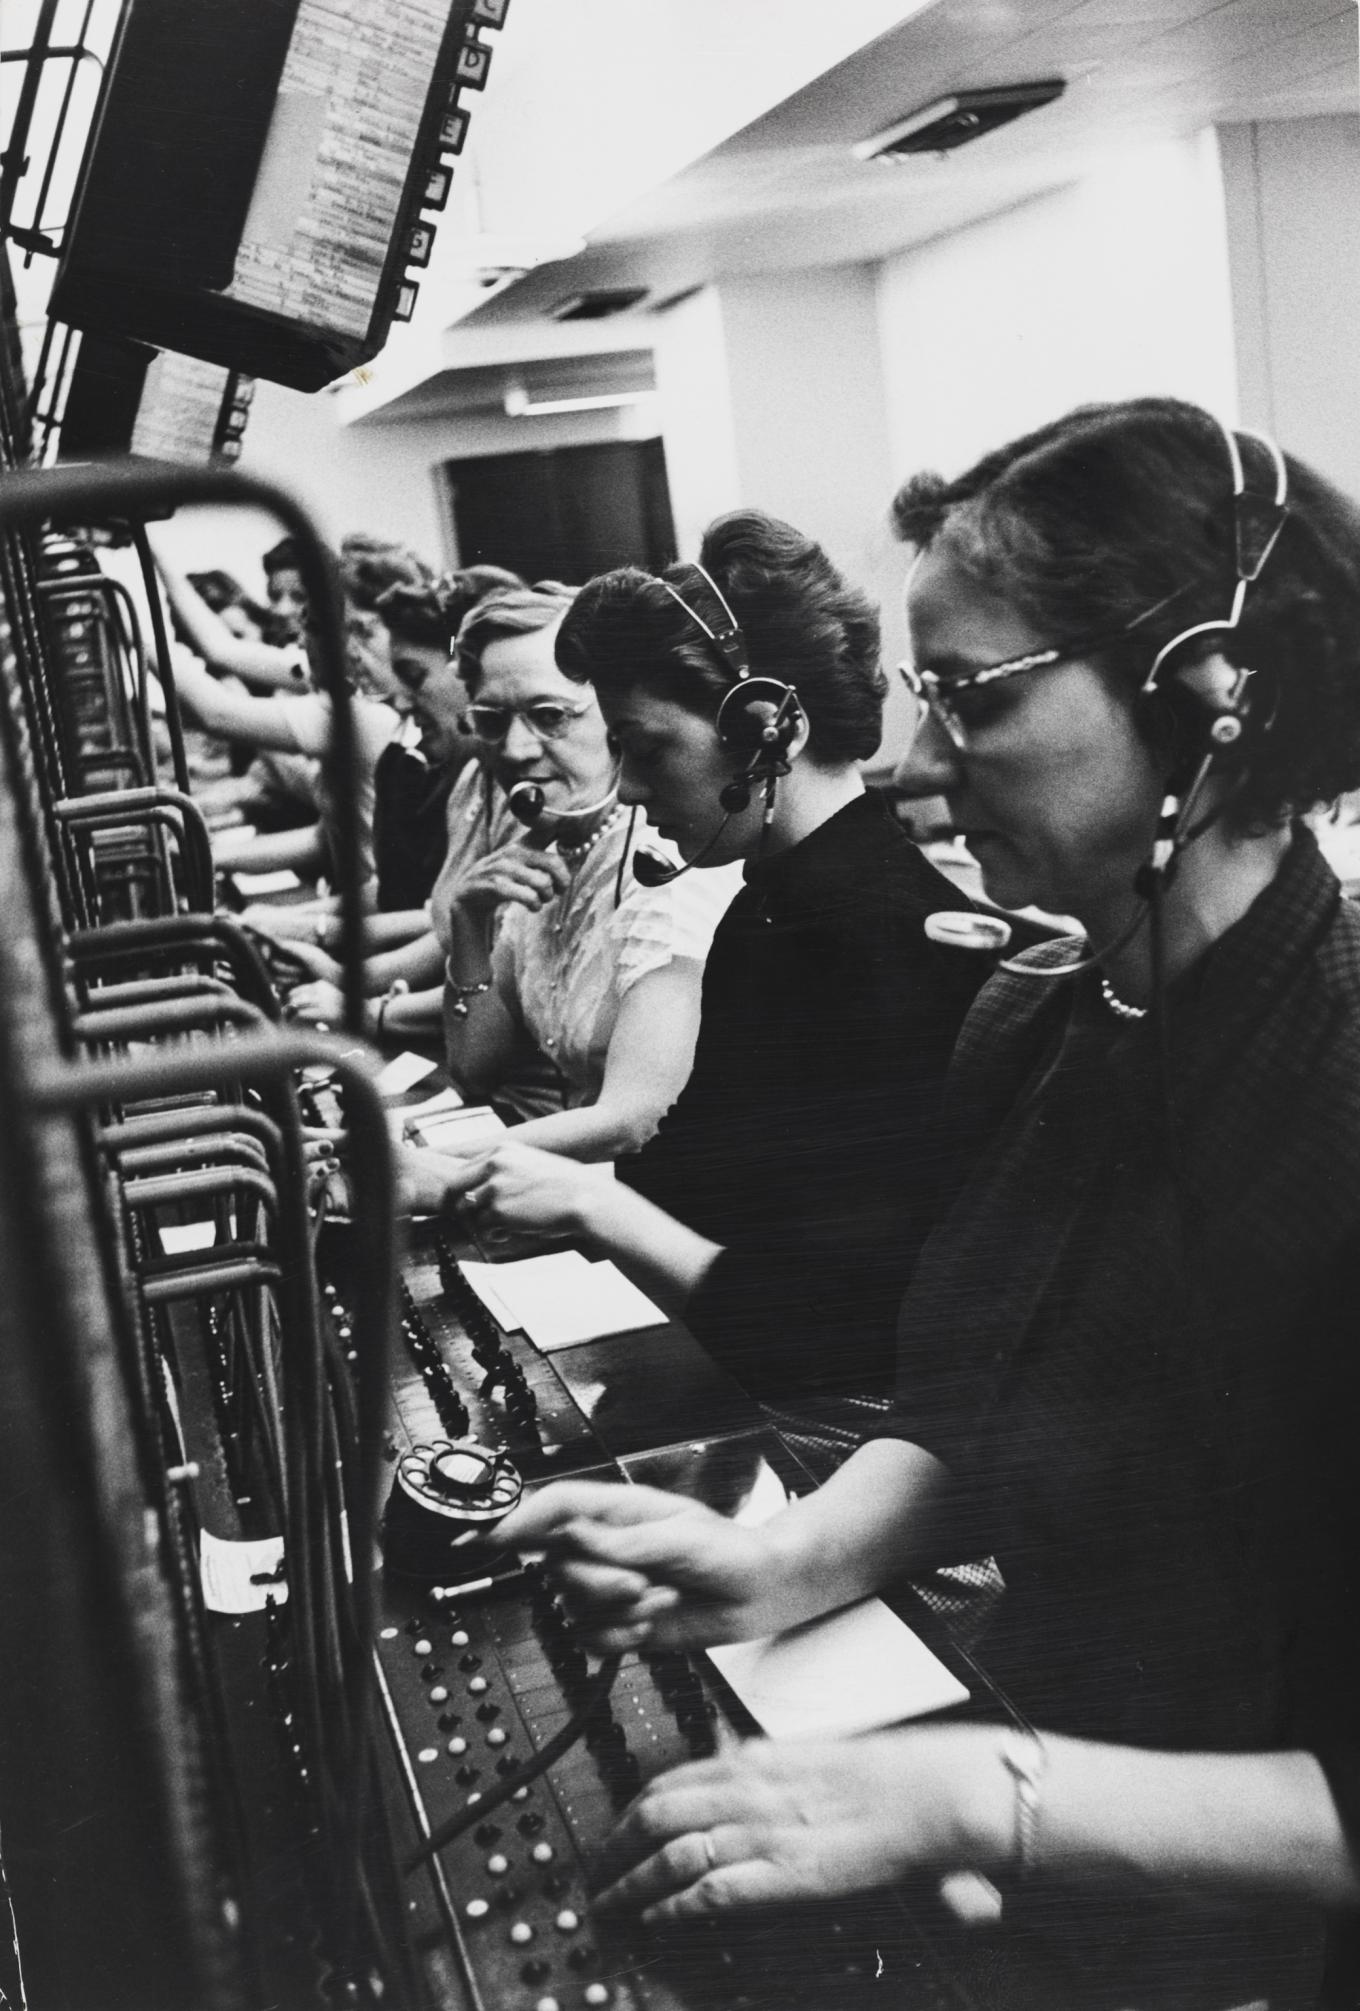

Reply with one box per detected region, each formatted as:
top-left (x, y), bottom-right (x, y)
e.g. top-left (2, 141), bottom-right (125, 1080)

top-left (365, 930), bottom-right (445, 993)
top-left (756, 1436), bottom-right (962, 1628)
top-left (938, 1733), bottom-right (1360, 1909)
top-left (1031, 1742), bottom-right (1360, 1906)
top-left (567, 1173), bottom-right (721, 1318)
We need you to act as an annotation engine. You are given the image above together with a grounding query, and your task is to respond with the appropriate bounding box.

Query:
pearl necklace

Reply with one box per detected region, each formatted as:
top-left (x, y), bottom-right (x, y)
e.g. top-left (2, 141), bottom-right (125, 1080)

top-left (1099, 975), bottom-right (1148, 1022)
top-left (557, 803), bottom-right (624, 871)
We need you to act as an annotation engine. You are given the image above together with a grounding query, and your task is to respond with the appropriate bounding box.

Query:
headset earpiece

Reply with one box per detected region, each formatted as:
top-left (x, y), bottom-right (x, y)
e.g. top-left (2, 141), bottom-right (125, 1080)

top-left (714, 676), bottom-right (802, 758)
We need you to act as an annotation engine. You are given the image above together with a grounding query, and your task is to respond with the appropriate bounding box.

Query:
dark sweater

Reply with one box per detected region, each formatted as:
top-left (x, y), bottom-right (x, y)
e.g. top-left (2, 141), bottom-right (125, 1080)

top-left (886, 827), bottom-right (1360, 2007)
top-left (618, 792), bottom-right (986, 1400)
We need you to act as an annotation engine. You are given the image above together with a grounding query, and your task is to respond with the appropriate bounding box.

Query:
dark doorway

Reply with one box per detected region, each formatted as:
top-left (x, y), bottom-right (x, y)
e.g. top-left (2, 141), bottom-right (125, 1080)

top-left (444, 437), bottom-right (676, 583)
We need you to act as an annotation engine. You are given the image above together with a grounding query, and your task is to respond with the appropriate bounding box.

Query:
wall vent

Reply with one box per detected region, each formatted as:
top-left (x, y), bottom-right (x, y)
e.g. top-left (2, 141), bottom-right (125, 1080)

top-left (550, 287), bottom-right (649, 321)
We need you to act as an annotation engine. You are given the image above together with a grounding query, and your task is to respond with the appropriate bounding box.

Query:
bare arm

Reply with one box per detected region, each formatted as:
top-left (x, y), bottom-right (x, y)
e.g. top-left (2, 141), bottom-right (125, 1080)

top-left (153, 547), bottom-right (305, 691)
top-left (590, 1728), bottom-right (1360, 1925)
top-left (173, 652), bottom-right (311, 753)
top-left (498, 1435), bottom-right (957, 1652)
top-left (507, 956), bottom-right (705, 1161)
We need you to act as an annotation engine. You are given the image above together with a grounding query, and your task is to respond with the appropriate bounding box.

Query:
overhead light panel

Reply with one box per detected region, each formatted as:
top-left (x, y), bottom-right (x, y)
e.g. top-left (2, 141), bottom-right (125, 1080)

top-left (856, 81), bottom-right (1065, 162)
top-left (504, 384), bottom-right (651, 418)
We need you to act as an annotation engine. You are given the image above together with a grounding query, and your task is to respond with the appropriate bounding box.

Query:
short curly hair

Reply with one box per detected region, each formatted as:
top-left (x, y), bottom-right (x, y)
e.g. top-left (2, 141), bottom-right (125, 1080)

top-left (453, 581), bottom-right (576, 697)
top-left (891, 397), bottom-right (1360, 831)
top-left (554, 509), bottom-right (884, 765)
top-left (376, 566), bottom-right (525, 651)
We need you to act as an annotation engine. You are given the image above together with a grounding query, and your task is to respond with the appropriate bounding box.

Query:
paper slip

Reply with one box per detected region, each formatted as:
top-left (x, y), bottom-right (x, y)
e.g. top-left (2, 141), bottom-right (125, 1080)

top-left (376, 1050), bottom-right (440, 1098)
top-left (229, 867), bottom-right (302, 895)
top-left (159, 1219), bottom-right (218, 1255)
top-left (707, 1598), bottom-right (968, 1740)
top-left (411, 1106), bottom-right (506, 1153)
top-left (461, 1250), bottom-right (666, 1350)
top-left (458, 1259), bottom-right (519, 1330)
top-left (403, 1086), bottom-right (465, 1120)
top-left (200, 1531), bottom-right (288, 1614)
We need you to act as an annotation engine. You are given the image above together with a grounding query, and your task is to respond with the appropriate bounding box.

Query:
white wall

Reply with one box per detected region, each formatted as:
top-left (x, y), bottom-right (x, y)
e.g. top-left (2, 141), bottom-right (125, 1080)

top-left (651, 270), bottom-right (905, 752)
top-left (652, 288), bottom-right (743, 565)
top-left (154, 377), bottom-right (657, 590)
top-left (876, 132), bottom-right (1240, 487)
top-left (1219, 115), bottom-right (1360, 498)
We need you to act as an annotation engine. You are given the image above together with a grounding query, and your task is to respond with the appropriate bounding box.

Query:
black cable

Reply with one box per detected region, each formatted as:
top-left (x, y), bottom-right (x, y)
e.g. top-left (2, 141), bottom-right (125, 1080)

top-left (405, 1651), bottom-right (623, 1871)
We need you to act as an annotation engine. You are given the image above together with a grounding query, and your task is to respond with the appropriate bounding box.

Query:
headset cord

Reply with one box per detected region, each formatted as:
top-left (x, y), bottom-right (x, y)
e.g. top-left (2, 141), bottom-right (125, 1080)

top-left (405, 1651), bottom-right (624, 1871)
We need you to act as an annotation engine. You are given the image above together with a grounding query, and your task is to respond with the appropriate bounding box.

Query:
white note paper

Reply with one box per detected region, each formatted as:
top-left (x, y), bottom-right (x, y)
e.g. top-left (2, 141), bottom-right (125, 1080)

top-left (375, 1050), bottom-right (439, 1098)
top-left (460, 1251), bottom-right (666, 1350)
top-left (707, 1598), bottom-right (968, 1741)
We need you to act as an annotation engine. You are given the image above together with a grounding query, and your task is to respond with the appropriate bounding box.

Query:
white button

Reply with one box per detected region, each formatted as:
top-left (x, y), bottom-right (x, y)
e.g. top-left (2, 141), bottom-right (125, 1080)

top-left (534, 1998), bottom-right (561, 2011)
top-left (447, 1736), bottom-right (468, 1755)
top-left (486, 1853), bottom-right (509, 1876)
top-left (379, 1627), bottom-right (398, 1640)
top-left (450, 1629), bottom-right (470, 1647)
top-left (509, 1921), bottom-right (533, 1945)
top-left (417, 1748), bottom-right (438, 1764)
top-left (585, 1988), bottom-right (610, 2007)
top-left (468, 1675), bottom-right (489, 1694)
top-left (413, 1638), bottom-right (433, 1656)
top-left (532, 1842), bottom-right (554, 1864)
top-left (465, 1898), bottom-right (489, 1920)
top-left (554, 1908), bottom-right (579, 1932)
top-left (429, 1685), bottom-right (449, 1704)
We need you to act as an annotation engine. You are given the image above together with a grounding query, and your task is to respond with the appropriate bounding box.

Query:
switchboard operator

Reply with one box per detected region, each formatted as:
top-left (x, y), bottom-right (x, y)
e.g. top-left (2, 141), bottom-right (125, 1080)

top-left (505, 399), bottom-right (1360, 2010)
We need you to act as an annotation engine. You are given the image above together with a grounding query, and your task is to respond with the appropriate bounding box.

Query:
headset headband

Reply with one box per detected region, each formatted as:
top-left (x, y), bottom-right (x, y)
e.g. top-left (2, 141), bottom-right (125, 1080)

top-left (1142, 417), bottom-right (1288, 693)
top-left (660, 562), bottom-right (750, 679)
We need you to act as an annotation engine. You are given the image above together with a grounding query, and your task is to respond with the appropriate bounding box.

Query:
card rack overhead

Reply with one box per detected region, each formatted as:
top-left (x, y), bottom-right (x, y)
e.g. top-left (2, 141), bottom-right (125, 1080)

top-left (47, 0), bottom-right (510, 393)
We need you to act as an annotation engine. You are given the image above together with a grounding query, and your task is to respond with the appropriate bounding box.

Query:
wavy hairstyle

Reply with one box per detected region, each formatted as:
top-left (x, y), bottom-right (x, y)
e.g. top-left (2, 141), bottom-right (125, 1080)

top-left (453, 581), bottom-right (576, 696)
top-left (554, 510), bottom-right (884, 764)
top-left (376, 566), bottom-right (525, 652)
top-left (891, 397), bottom-right (1360, 829)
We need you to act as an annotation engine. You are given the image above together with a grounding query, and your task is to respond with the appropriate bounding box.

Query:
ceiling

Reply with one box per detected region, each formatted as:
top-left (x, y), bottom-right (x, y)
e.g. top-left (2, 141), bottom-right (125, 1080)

top-left (465, 0), bottom-right (1358, 331)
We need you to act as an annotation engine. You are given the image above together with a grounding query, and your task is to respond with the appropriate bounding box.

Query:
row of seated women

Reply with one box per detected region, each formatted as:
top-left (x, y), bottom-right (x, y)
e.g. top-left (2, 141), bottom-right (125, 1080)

top-left (399, 396), bottom-right (1359, 2011)
top-left (179, 394), bottom-right (1360, 2004)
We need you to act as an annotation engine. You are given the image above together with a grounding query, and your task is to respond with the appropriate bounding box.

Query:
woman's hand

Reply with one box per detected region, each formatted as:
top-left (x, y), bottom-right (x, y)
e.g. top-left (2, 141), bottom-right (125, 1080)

top-left (496, 1480), bottom-right (785, 1652)
top-left (454, 847), bottom-right (570, 919)
top-left (592, 1730), bottom-right (996, 1924)
top-left (460, 1140), bottom-right (606, 1238)
top-left (266, 937), bottom-right (340, 984)
top-left (285, 978), bottom-right (346, 1027)
top-left (239, 901), bottom-right (326, 942)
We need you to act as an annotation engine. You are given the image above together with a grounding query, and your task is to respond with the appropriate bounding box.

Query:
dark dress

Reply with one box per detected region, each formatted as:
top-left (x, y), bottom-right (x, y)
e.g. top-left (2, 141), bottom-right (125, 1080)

top-left (372, 739), bottom-right (456, 912)
top-left (885, 826), bottom-right (1360, 2008)
top-left (618, 791), bottom-right (987, 1406)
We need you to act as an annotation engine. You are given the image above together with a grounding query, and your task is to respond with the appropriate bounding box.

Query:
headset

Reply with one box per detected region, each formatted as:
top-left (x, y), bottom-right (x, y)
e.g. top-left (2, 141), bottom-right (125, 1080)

top-left (632, 561), bottom-right (804, 887)
top-left (505, 776), bottom-right (619, 832)
top-left (976, 414), bottom-right (1291, 979)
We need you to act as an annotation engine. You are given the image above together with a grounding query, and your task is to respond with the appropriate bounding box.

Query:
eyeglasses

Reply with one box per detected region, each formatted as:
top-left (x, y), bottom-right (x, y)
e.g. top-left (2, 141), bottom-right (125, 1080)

top-left (899, 590), bottom-right (1187, 751)
top-left (464, 697), bottom-right (594, 743)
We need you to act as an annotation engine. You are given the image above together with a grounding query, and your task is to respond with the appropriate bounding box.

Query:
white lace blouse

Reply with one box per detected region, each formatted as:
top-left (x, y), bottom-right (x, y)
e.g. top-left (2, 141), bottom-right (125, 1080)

top-left (493, 813), bottom-right (740, 1108)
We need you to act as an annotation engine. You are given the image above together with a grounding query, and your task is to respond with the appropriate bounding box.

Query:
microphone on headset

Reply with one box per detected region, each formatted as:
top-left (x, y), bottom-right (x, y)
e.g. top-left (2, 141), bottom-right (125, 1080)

top-left (632, 813), bottom-right (736, 887)
top-left (506, 777), bottom-right (620, 831)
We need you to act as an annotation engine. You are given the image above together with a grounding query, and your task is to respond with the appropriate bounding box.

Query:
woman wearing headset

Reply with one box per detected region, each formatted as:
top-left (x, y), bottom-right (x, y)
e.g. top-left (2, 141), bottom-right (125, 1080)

top-left (434, 510), bottom-right (986, 1428)
top-left (396, 583), bottom-right (737, 1164)
top-left (501, 404), bottom-right (1360, 2008)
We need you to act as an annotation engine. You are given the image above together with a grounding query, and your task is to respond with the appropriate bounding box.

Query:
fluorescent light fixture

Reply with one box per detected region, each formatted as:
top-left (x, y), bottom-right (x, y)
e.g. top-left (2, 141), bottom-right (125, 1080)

top-left (503, 385), bottom-right (651, 417)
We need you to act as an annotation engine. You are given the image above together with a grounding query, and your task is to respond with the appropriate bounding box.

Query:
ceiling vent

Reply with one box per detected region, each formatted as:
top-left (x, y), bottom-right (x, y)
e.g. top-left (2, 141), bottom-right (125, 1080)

top-left (856, 80), bottom-right (1065, 162)
top-left (550, 287), bottom-right (649, 322)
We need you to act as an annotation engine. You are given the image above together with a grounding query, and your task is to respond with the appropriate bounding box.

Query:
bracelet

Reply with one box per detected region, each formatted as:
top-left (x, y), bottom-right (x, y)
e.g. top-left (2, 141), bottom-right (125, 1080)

top-left (447, 977), bottom-right (492, 1021)
top-left (999, 1727), bottom-right (1047, 1879)
top-left (373, 979), bottom-right (408, 1039)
